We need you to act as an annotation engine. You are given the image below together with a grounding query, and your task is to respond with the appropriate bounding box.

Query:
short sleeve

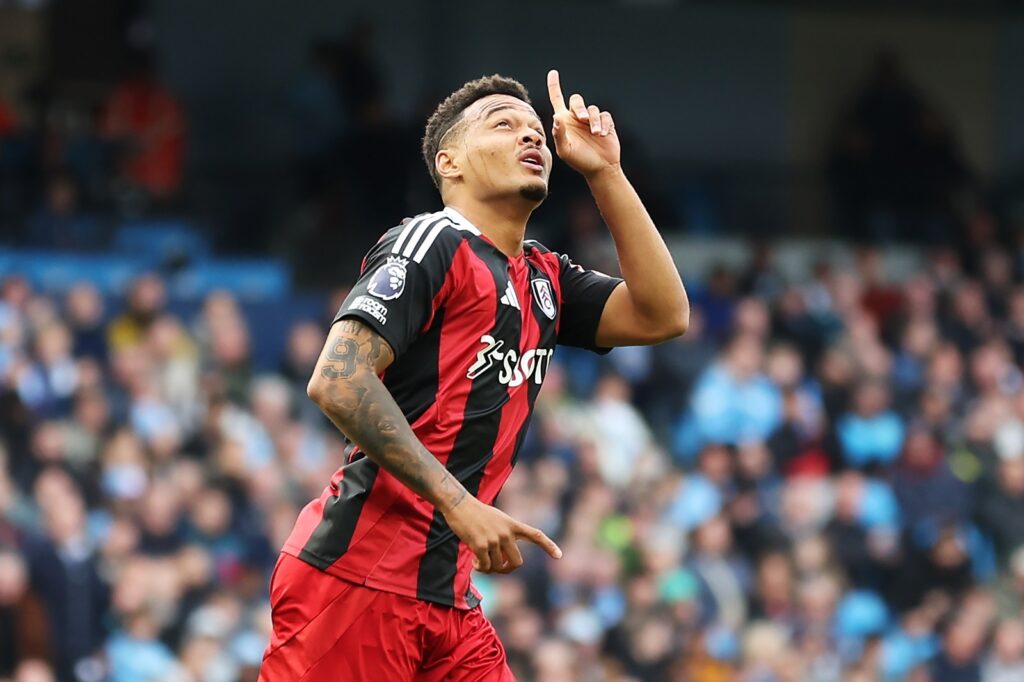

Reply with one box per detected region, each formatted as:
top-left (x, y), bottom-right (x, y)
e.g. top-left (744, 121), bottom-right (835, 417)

top-left (334, 216), bottom-right (459, 358)
top-left (556, 253), bottom-right (623, 353)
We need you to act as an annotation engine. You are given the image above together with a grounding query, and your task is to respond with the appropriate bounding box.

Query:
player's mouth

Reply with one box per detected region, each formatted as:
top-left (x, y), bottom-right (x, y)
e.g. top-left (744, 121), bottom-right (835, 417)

top-left (518, 149), bottom-right (545, 173)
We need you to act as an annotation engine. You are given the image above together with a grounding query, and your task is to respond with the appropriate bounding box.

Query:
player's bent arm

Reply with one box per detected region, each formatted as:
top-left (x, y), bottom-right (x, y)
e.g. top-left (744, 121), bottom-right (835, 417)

top-left (544, 70), bottom-right (688, 348)
top-left (593, 282), bottom-right (688, 347)
top-left (588, 166), bottom-right (689, 348)
top-left (306, 318), bottom-right (562, 573)
top-left (306, 318), bottom-right (468, 513)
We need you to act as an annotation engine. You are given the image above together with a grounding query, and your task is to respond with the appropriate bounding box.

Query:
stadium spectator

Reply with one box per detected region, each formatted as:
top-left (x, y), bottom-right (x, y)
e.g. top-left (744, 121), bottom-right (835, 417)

top-left (287, 41), bottom-right (346, 198)
top-left (893, 423), bottom-right (972, 530)
top-left (63, 284), bottom-right (106, 366)
top-left (100, 52), bottom-right (185, 201)
top-left (24, 174), bottom-right (103, 251)
top-left (106, 274), bottom-right (167, 352)
top-left (584, 374), bottom-right (657, 487)
top-left (0, 100), bottom-right (17, 139)
top-left (976, 449), bottom-right (1024, 563)
top-left (837, 380), bottom-right (905, 470)
top-left (930, 614), bottom-right (987, 682)
top-left (0, 550), bottom-right (52, 676)
top-left (984, 618), bottom-right (1024, 681)
top-left (22, 481), bottom-right (109, 681)
top-left (687, 514), bottom-right (750, 630)
top-left (828, 49), bottom-right (972, 243)
top-left (680, 332), bottom-right (782, 458)
top-left (14, 323), bottom-right (78, 421)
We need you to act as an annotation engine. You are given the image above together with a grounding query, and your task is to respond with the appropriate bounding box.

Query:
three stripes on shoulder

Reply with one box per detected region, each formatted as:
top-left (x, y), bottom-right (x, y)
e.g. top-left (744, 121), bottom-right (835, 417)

top-left (393, 211), bottom-right (522, 310)
top-left (391, 212), bottom-right (475, 264)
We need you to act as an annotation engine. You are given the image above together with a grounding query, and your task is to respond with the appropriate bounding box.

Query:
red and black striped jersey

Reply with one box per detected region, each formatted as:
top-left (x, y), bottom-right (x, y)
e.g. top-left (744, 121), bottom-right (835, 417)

top-left (282, 207), bottom-right (622, 609)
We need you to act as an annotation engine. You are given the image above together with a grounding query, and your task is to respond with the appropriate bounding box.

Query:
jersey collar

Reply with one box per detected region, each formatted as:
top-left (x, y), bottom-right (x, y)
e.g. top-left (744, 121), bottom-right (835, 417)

top-left (442, 207), bottom-right (482, 235)
top-left (443, 205), bottom-right (528, 262)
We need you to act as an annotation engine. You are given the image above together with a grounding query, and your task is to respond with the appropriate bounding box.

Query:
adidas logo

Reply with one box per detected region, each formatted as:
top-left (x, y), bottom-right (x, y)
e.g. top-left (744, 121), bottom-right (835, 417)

top-left (500, 282), bottom-right (520, 310)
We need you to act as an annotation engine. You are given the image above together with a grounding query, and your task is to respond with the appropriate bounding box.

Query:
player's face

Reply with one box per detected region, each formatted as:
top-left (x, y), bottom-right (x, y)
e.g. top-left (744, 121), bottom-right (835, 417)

top-left (449, 95), bottom-right (552, 204)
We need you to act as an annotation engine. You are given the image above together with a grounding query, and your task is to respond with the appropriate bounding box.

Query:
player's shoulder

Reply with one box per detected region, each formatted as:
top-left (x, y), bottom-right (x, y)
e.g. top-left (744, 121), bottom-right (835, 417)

top-left (523, 239), bottom-right (567, 270)
top-left (522, 238), bottom-right (552, 255)
top-left (376, 209), bottom-right (472, 265)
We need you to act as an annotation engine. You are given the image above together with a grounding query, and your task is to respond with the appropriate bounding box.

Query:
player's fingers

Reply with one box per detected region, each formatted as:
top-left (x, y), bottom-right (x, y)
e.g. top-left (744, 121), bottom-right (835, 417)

top-left (600, 111), bottom-right (614, 136)
top-left (547, 69), bottom-right (568, 114)
top-left (587, 105), bottom-right (601, 134)
top-left (516, 523), bottom-right (563, 560)
top-left (551, 116), bottom-right (568, 147)
top-left (568, 93), bottom-right (589, 122)
top-left (473, 547), bottom-right (490, 573)
top-left (496, 537), bottom-right (524, 574)
top-left (486, 543), bottom-right (503, 574)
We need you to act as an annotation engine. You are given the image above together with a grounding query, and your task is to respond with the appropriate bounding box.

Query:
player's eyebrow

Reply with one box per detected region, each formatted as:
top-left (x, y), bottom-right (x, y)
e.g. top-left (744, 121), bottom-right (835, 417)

top-left (479, 102), bottom-right (542, 126)
top-left (438, 100), bottom-right (544, 146)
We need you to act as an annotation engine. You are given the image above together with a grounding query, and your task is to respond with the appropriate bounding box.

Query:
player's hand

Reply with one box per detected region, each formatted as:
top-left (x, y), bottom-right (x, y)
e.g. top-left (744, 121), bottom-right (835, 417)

top-left (442, 494), bottom-right (562, 574)
top-left (547, 69), bottom-right (621, 180)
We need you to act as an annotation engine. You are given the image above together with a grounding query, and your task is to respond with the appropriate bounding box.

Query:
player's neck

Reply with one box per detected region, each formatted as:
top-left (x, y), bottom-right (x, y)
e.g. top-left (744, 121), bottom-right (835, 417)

top-left (445, 198), bottom-right (530, 258)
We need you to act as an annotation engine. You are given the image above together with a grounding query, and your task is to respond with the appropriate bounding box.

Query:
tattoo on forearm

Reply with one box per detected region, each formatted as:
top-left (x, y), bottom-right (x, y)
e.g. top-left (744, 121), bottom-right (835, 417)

top-left (314, 319), bottom-right (466, 510)
top-left (321, 336), bottom-right (359, 380)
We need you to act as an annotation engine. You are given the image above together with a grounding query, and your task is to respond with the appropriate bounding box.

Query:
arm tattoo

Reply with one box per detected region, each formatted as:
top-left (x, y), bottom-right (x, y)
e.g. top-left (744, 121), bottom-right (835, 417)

top-left (320, 336), bottom-right (359, 380)
top-left (313, 319), bottom-right (467, 512)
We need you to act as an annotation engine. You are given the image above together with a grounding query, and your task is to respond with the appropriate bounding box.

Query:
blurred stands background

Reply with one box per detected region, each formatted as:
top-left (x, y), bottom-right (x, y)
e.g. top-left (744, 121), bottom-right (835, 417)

top-left (5, 0), bottom-right (1024, 680)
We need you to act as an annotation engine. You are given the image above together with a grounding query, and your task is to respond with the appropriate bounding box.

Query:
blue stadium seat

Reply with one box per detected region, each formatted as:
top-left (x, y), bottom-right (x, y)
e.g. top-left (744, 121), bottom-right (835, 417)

top-left (0, 249), bottom-right (148, 296)
top-left (114, 220), bottom-right (211, 262)
top-left (170, 260), bottom-right (290, 301)
top-left (0, 248), bottom-right (292, 303)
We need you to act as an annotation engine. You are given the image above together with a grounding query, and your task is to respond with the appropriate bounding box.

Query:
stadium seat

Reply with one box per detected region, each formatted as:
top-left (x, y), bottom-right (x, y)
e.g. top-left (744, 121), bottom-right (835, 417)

top-left (170, 259), bottom-right (290, 301)
top-left (0, 248), bottom-right (148, 296)
top-left (114, 220), bottom-right (211, 263)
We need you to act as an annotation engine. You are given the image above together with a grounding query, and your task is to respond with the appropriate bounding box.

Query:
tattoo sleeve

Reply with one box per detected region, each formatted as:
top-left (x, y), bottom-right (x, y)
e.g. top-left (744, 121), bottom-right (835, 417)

top-left (310, 319), bottom-right (467, 513)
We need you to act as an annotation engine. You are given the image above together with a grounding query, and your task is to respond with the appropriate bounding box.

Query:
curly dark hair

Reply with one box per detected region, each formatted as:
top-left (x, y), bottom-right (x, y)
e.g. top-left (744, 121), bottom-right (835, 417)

top-left (421, 74), bottom-right (532, 191)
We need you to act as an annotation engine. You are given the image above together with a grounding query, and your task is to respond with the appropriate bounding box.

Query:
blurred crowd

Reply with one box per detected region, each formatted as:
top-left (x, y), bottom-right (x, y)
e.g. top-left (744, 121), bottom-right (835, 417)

top-left (4, 216), bottom-right (1024, 681)
top-left (500, 229), bottom-right (1024, 681)
top-left (0, 49), bottom-right (186, 250)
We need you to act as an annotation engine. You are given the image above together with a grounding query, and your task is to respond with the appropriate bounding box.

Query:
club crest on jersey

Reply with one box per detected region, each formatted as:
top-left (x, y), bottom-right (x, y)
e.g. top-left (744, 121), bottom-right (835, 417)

top-left (367, 257), bottom-right (408, 301)
top-left (532, 279), bottom-right (556, 319)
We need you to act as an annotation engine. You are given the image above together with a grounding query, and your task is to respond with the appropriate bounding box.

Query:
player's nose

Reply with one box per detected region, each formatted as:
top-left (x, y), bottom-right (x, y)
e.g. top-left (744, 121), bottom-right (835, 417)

top-left (521, 128), bottom-right (542, 147)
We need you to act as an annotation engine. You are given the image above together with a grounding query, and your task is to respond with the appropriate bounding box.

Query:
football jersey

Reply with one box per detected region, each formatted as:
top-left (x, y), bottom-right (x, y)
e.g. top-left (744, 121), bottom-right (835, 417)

top-left (282, 207), bottom-right (622, 608)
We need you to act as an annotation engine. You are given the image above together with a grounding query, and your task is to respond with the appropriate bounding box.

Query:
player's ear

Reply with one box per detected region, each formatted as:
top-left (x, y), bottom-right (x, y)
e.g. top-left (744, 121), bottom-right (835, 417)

top-left (435, 148), bottom-right (462, 183)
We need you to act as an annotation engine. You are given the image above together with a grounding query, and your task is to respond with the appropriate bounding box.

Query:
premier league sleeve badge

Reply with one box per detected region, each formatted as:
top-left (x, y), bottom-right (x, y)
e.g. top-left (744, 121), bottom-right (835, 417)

top-left (367, 256), bottom-right (409, 301)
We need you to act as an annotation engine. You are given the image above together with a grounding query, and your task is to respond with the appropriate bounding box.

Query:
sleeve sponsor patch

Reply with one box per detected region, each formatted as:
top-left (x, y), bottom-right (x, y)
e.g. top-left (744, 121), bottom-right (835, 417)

top-left (348, 295), bottom-right (388, 325)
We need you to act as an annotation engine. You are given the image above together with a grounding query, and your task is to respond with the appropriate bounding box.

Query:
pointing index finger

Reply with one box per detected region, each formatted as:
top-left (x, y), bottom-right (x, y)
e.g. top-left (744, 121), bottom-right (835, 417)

top-left (547, 69), bottom-right (567, 114)
top-left (517, 522), bottom-right (563, 560)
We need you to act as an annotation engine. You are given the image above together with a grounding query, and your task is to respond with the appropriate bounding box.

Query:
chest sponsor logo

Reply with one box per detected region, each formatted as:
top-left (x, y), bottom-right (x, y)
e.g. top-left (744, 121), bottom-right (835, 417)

top-left (466, 334), bottom-right (553, 387)
top-left (531, 279), bottom-right (556, 319)
top-left (367, 256), bottom-right (408, 301)
top-left (348, 295), bottom-right (388, 325)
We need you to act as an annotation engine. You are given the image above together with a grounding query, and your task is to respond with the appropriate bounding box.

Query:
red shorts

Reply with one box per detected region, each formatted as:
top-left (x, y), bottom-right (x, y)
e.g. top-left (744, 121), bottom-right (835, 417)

top-left (258, 553), bottom-right (515, 681)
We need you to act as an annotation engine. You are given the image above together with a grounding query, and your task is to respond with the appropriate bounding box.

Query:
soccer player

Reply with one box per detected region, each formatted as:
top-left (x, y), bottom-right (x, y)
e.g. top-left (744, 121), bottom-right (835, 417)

top-left (259, 70), bottom-right (689, 680)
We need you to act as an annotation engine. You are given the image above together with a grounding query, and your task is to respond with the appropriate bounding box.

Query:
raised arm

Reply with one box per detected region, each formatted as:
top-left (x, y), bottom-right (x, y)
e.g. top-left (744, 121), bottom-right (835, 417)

top-left (306, 318), bottom-right (561, 572)
top-left (547, 69), bottom-right (689, 347)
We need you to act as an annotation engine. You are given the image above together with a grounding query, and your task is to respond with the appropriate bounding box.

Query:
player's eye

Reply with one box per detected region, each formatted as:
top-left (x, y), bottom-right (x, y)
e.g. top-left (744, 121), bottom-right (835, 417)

top-left (496, 119), bottom-right (511, 129)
